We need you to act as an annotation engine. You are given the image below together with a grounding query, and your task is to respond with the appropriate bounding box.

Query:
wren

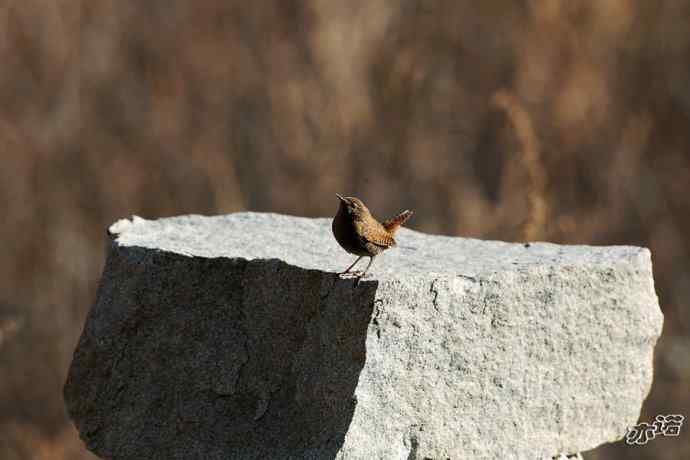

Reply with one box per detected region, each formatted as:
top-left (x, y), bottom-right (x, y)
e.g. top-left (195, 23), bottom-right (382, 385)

top-left (332, 194), bottom-right (413, 281)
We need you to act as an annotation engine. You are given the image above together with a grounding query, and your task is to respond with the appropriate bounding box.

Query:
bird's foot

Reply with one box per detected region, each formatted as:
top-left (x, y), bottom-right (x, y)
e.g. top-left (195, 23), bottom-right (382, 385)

top-left (339, 270), bottom-right (370, 287)
top-left (354, 275), bottom-right (363, 287)
top-left (339, 270), bottom-right (364, 279)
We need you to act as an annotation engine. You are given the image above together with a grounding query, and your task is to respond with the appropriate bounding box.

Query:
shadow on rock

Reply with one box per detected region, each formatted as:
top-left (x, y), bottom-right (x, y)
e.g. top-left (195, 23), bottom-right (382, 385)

top-left (65, 245), bottom-right (378, 459)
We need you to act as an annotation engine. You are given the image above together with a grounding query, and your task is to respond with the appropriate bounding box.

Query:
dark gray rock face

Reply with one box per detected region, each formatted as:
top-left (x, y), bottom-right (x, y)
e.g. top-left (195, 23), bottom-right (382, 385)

top-left (64, 213), bottom-right (663, 459)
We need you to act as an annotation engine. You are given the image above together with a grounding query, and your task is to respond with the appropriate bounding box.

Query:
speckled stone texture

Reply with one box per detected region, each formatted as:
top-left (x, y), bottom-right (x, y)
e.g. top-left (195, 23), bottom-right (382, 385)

top-left (64, 212), bottom-right (663, 460)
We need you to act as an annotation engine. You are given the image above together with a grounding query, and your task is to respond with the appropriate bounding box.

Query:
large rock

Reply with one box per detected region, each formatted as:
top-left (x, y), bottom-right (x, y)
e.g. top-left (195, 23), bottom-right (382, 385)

top-left (64, 213), bottom-right (663, 459)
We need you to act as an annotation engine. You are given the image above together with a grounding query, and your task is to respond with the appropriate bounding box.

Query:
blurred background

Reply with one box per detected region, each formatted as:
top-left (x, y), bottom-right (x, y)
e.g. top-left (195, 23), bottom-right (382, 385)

top-left (1, 0), bottom-right (688, 458)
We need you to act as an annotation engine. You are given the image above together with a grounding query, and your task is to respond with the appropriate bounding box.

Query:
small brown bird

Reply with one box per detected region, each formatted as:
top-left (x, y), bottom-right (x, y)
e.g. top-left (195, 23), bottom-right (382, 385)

top-left (332, 194), bottom-right (413, 280)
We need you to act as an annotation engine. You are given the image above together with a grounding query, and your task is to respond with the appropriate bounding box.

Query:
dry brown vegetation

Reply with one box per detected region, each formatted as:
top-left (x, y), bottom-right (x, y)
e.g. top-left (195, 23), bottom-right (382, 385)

top-left (1, 1), bottom-right (689, 459)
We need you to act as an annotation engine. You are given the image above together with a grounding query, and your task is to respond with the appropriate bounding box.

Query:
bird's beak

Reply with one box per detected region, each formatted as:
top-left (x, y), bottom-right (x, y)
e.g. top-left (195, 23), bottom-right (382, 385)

top-left (336, 193), bottom-right (346, 202)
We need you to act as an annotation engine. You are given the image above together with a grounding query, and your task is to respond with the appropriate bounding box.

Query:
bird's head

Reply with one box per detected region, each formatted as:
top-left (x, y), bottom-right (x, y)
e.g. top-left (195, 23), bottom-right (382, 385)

top-left (336, 194), bottom-right (370, 219)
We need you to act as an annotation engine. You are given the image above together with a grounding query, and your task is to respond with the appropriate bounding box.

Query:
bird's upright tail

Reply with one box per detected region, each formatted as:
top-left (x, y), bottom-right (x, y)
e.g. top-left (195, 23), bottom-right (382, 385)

top-left (383, 210), bottom-right (413, 235)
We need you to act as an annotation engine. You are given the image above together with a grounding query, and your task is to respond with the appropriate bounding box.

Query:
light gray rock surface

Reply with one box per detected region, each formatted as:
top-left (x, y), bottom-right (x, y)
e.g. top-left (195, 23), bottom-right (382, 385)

top-left (64, 212), bottom-right (664, 460)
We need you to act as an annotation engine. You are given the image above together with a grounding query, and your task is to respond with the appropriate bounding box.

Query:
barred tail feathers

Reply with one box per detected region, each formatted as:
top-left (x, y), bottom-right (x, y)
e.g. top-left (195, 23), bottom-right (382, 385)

top-left (383, 210), bottom-right (413, 234)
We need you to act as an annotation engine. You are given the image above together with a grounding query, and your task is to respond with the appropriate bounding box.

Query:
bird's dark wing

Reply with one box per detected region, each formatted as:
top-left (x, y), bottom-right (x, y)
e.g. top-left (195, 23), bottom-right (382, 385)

top-left (355, 220), bottom-right (396, 249)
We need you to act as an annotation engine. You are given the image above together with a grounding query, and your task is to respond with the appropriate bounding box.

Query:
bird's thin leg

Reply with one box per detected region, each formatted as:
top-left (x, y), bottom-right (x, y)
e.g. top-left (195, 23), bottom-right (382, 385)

top-left (354, 256), bottom-right (376, 287)
top-left (361, 256), bottom-right (376, 277)
top-left (342, 256), bottom-right (363, 274)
